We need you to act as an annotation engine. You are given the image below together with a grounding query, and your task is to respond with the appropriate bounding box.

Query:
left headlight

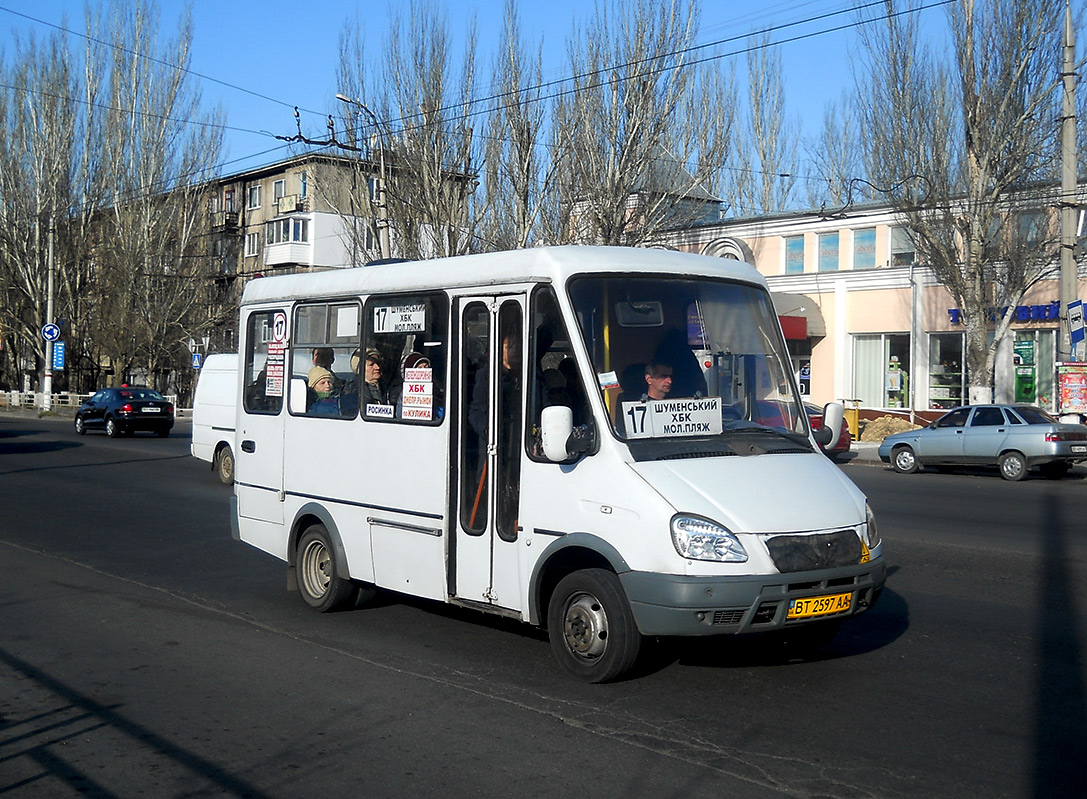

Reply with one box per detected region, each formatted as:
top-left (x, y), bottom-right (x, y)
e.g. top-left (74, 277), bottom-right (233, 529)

top-left (671, 515), bottom-right (748, 562)
top-left (863, 503), bottom-right (881, 548)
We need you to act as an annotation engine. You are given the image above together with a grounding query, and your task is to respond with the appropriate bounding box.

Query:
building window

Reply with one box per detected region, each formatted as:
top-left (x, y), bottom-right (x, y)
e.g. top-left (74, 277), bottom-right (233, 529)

top-left (853, 228), bottom-right (876, 270)
top-left (209, 194), bottom-right (220, 214)
top-left (853, 333), bottom-right (910, 409)
top-left (891, 226), bottom-right (914, 266)
top-left (784, 235), bottom-right (804, 275)
top-left (245, 232), bottom-right (261, 257)
top-left (300, 172), bottom-right (308, 198)
top-left (247, 184), bottom-right (261, 210)
top-left (265, 217), bottom-right (310, 245)
top-left (224, 188), bottom-right (235, 212)
top-left (818, 231), bottom-right (839, 271)
top-left (273, 179), bottom-right (286, 203)
top-left (928, 332), bottom-right (963, 410)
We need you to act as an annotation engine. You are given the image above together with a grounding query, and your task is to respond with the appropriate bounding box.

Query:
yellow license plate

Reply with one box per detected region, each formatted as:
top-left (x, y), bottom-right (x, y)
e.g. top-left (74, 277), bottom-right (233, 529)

top-left (788, 592), bottom-right (853, 620)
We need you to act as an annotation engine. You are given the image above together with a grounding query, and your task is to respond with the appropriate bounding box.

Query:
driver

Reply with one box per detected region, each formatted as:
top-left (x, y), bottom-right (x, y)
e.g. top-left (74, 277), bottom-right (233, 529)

top-left (644, 360), bottom-right (673, 401)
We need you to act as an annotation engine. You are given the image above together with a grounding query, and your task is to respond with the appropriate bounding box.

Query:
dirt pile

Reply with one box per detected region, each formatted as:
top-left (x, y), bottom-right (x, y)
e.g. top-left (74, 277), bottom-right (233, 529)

top-left (860, 415), bottom-right (922, 443)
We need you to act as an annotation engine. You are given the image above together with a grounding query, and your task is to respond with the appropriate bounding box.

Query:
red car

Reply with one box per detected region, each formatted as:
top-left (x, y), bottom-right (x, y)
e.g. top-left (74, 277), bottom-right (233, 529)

top-left (804, 402), bottom-right (852, 461)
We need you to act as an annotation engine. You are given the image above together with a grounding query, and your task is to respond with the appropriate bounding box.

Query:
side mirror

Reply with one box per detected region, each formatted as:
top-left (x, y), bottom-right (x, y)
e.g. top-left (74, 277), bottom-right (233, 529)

top-left (541, 406), bottom-right (573, 462)
top-left (813, 401), bottom-right (844, 449)
top-left (540, 406), bottom-right (596, 462)
top-left (289, 377), bottom-right (308, 414)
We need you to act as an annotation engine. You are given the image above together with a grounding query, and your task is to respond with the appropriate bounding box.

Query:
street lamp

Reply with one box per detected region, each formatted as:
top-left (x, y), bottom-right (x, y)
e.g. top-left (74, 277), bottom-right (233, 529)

top-left (336, 94), bottom-right (391, 261)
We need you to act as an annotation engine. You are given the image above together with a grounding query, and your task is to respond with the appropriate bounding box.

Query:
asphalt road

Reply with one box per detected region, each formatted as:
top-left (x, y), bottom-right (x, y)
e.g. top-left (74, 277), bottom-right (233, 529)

top-left (1, 412), bottom-right (1084, 798)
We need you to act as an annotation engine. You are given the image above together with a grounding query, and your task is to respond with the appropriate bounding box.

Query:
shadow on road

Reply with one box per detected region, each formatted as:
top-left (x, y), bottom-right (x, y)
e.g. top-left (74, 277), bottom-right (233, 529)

top-left (1032, 489), bottom-right (1087, 797)
top-left (0, 647), bottom-right (273, 798)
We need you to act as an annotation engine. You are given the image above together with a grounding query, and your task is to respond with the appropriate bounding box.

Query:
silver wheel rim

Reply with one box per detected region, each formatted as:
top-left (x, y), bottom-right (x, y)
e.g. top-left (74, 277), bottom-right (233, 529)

top-left (895, 449), bottom-right (915, 471)
top-left (1002, 456), bottom-right (1023, 479)
top-left (299, 538), bottom-right (331, 599)
top-left (562, 591), bottom-right (609, 660)
top-left (75, 418), bottom-right (83, 433)
top-left (106, 419), bottom-right (116, 436)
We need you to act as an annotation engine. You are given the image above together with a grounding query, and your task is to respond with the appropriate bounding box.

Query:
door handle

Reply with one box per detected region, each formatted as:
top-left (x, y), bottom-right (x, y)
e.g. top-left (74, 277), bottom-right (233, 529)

top-left (241, 439), bottom-right (256, 453)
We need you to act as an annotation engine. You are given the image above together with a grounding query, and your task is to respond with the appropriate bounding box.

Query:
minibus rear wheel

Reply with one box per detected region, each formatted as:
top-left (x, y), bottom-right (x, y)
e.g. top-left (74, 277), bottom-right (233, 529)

top-left (296, 524), bottom-right (359, 612)
top-left (547, 569), bottom-right (642, 683)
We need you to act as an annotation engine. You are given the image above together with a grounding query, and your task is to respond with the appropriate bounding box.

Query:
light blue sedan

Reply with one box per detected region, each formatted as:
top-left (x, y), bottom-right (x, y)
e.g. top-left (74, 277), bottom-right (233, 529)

top-left (878, 405), bottom-right (1087, 480)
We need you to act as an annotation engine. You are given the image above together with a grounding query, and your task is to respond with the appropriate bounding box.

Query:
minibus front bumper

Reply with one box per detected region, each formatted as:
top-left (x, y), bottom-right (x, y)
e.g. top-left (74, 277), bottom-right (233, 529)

top-left (619, 557), bottom-right (886, 636)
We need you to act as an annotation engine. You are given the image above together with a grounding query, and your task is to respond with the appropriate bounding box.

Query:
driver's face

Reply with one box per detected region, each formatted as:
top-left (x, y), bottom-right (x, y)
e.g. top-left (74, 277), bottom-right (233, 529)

top-left (646, 368), bottom-right (672, 399)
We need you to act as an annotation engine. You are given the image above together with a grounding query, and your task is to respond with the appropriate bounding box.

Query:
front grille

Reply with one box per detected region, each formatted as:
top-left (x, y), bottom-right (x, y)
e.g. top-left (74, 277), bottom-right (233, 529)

top-left (712, 609), bottom-right (745, 625)
top-left (765, 529), bottom-right (863, 573)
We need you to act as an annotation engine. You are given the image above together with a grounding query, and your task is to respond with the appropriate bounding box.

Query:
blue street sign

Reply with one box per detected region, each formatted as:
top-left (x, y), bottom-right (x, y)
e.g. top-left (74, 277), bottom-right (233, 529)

top-left (192, 352), bottom-right (203, 369)
top-left (52, 341), bottom-right (65, 370)
top-left (41, 323), bottom-right (60, 342)
top-left (1070, 300), bottom-right (1085, 346)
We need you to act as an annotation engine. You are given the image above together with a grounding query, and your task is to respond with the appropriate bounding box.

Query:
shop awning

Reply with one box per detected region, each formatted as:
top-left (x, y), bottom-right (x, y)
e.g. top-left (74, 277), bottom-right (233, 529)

top-left (772, 292), bottom-right (827, 340)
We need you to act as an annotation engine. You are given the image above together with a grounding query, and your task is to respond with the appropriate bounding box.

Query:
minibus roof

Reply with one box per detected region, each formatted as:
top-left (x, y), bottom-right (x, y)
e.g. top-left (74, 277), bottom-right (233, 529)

top-left (240, 245), bottom-right (768, 305)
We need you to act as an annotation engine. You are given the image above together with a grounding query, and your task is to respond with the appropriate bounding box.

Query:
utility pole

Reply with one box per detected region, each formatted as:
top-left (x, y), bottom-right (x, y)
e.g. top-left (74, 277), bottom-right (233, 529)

top-left (43, 218), bottom-right (55, 411)
top-left (1058, 0), bottom-right (1079, 362)
top-left (336, 94), bottom-right (392, 261)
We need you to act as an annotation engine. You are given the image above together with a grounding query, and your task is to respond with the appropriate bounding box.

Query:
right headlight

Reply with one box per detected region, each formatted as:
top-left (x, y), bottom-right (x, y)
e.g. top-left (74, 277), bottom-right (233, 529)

top-left (671, 515), bottom-right (748, 562)
top-left (863, 503), bottom-right (881, 548)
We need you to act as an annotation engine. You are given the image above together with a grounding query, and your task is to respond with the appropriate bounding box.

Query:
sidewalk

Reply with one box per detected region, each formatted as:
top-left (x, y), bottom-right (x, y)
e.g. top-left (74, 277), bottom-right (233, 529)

top-left (841, 441), bottom-right (883, 465)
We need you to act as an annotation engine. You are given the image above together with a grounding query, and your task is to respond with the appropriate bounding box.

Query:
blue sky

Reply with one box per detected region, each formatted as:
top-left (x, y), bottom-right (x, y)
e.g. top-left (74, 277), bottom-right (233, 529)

top-left (0, 0), bottom-right (948, 177)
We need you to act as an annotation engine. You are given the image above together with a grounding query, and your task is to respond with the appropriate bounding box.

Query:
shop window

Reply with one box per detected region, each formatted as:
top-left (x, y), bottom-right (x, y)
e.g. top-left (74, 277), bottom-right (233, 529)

top-left (818, 232), bottom-right (839, 271)
top-left (784, 235), bottom-right (804, 274)
top-left (929, 333), bottom-right (964, 410)
top-left (853, 228), bottom-right (876, 270)
top-left (853, 334), bottom-right (910, 408)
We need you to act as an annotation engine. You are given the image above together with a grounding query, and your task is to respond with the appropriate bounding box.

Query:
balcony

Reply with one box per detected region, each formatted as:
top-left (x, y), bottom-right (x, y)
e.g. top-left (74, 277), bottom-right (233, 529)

top-left (210, 210), bottom-right (240, 231)
top-left (276, 194), bottom-right (308, 215)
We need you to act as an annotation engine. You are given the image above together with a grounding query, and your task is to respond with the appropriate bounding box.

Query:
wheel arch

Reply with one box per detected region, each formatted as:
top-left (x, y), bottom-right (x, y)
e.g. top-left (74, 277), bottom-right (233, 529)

top-left (528, 533), bottom-right (632, 627)
top-left (288, 502), bottom-right (351, 582)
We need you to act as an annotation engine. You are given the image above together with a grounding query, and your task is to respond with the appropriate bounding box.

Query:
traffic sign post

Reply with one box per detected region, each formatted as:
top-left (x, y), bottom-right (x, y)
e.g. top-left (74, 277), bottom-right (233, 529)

top-left (41, 323), bottom-right (60, 342)
top-left (52, 341), bottom-right (65, 371)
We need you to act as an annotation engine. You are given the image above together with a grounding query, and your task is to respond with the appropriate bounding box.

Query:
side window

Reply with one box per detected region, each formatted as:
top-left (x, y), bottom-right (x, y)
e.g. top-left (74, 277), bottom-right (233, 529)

top-left (936, 408), bottom-right (970, 428)
top-left (527, 285), bottom-right (593, 461)
top-left (243, 310), bottom-right (285, 415)
top-left (289, 301), bottom-right (362, 419)
top-left (363, 292), bottom-right (448, 424)
top-left (970, 407), bottom-right (1005, 427)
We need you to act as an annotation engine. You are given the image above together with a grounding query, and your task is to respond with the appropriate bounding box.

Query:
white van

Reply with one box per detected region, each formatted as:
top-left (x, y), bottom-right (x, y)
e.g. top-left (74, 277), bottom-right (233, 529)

top-left (191, 353), bottom-right (238, 484)
top-left (231, 246), bottom-right (884, 682)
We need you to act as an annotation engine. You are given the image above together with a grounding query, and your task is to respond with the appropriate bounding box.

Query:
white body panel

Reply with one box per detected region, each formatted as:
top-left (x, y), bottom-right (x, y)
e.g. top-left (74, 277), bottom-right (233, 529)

top-left (190, 354), bottom-right (238, 463)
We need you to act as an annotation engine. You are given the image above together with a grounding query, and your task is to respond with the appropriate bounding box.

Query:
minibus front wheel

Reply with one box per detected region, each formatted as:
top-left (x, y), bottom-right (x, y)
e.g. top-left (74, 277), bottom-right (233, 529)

top-left (296, 524), bottom-right (359, 612)
top-left (547, 569), bottom-right (642, 683)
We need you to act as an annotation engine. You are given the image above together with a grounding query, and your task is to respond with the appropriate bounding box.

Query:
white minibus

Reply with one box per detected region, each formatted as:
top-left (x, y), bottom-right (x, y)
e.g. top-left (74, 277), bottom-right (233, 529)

top-left (231, 246), bottom-right (884, 682)
top-left (191, 353), bottom-right (238, 484)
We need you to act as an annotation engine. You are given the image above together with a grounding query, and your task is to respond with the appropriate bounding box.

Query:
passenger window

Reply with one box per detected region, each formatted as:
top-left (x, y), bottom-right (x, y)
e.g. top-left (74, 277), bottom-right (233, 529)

top-left (243, 310), bottom-right (285, 415)
top-left (527, 285), bottom-right (593, 461)
top-left (289, 301), bottom-right (361, 418)
top-left (362, 292), bottom-right (448, 423)
top-left (936, 408), bottom-right (970, 428)
top-left (970, 407), bottom-right (1005, 427)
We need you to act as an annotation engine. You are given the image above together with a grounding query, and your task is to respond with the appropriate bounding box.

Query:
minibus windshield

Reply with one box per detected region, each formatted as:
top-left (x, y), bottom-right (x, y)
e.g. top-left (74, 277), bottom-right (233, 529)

top-left (568, 275), bottom-right (809, 452)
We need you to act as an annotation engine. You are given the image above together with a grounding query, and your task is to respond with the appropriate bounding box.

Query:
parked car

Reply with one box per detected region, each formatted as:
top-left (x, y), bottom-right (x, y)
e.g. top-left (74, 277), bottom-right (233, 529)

top-left (74, 387), bottom-right (175, 438)
top-left (804, 402), bottom-right (852, 460)
top-left (190, 353), bottom-right (238, 484)
top-left (878, 404), bottom-right (1087, 480)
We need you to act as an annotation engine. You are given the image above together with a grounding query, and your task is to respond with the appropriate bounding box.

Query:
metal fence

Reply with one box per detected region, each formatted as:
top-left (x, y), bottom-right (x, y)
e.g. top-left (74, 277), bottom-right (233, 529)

top-left (1, 391), bottom-right (181, 412)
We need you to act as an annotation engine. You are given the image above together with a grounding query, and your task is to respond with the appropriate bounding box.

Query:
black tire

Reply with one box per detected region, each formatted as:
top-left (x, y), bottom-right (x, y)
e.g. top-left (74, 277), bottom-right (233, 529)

top-left (217, 447), bottom-right (235, 484)
top-left (547, 569), bottom-right (642, 683)
top-left (1039, 461), bottom-right (1070, 480)
top-left (891, 446), bottom-right (919, 474)
top-left (74, 416), bottom-right (86, 435)
top-left (105, 417), bottom-right (120, 438)
top-left (296, 524), bottom-right (359, 612)
top-left (999, 451), bottom-right (1028, 481)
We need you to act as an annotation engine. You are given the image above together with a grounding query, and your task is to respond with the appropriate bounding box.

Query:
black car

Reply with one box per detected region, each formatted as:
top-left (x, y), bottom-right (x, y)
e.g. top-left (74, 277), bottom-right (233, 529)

top-left (74, 387), bottom-right (175, 438)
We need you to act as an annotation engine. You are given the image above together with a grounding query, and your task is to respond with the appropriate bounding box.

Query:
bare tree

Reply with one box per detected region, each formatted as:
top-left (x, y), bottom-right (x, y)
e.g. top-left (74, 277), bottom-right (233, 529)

top-left (726, 32), bottom-right (799, 216)
top-left (478, 0), bottom-right (554, 250)
top-left (553, 0), bottom-right (734, 246)
top-left (804, 92), bottom-right (865, 210)
top-left (91, 0), bottom-right (223, 390)
top-left (856, 0), bottom-right (1064, 400)
top-left (0, 28), bottom-right (81, 392)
